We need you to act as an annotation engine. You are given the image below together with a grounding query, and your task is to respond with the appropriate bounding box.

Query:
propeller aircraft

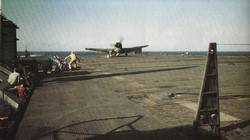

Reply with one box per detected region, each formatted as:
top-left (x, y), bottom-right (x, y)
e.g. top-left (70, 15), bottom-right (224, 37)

top-left (85, 37), bottom-right (148, 58)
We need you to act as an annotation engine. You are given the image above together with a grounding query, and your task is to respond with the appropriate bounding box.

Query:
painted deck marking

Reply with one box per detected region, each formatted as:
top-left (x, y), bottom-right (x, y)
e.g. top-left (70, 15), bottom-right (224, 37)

top-left (175, 101), bottom-right (241, 122)
top-left (103, 72), bottom-right (144, 88)
top-left (103, 71), bottom-right (240, 122)
top-left (113, 76), bottom-right (125, 80)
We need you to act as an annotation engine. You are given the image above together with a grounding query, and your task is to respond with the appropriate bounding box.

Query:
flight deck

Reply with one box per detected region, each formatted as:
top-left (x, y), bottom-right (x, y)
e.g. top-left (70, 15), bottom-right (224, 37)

top-left (13, 54), bottom-right (250, 140)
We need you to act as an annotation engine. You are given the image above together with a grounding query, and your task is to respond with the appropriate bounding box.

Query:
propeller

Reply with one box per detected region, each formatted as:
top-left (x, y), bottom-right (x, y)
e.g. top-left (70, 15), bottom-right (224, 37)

top-left (110, 36), bottom-right (124, 47)
top-left (119, 36), bottom-right (124, 43)
top-left (110, 43), bottom-right (115, 47)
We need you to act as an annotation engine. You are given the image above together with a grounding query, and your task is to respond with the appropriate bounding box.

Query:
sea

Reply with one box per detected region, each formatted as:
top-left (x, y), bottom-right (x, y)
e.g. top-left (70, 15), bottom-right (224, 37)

top-left (17, 51), bottom-right (250, 59)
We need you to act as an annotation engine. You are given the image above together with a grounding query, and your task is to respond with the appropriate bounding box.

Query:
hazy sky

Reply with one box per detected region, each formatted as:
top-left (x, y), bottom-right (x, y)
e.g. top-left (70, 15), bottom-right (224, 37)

top-left (1, 0), bottom-right (250, 51)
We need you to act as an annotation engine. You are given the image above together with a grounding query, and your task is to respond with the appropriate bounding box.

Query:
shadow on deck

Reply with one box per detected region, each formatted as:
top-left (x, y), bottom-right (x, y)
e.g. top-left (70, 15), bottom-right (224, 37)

top-left (20, 115), bottom-right (223, 140)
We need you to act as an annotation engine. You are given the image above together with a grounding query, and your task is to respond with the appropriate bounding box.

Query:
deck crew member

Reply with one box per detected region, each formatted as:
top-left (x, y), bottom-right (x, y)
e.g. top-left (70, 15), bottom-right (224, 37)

top-left (65, 51), bottom-right (81, 70)
top-left (7, 68), bottom-right (20, 88)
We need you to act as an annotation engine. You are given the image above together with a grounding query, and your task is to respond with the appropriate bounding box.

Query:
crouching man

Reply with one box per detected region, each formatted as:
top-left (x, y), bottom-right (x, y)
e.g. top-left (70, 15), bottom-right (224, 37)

top-left (7, 67), bottom-right (20, 88)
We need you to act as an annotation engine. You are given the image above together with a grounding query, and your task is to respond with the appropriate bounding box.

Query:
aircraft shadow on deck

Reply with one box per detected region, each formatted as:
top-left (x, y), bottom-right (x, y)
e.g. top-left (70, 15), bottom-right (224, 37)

top-left (28, 115), bottom-right (221, 140)
top-left (44, 66), bottom-right (199, 83)
top-left (45, 71), bottom-right (93, 78)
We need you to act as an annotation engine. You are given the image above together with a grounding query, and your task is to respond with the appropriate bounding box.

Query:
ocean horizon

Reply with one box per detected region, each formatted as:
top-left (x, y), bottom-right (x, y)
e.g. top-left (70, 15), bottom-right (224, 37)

top-left (17, 51), bottom-right (250, 58)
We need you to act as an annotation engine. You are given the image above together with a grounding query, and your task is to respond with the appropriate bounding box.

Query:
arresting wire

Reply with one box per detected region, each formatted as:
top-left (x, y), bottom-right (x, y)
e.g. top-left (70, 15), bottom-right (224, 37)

top-left (217, 44), bottom-right (250, 45)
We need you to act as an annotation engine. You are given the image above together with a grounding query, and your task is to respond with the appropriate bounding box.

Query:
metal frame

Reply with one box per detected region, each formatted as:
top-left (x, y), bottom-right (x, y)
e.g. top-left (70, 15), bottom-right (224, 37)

top-left (193, 43), bottom-right (220, 134)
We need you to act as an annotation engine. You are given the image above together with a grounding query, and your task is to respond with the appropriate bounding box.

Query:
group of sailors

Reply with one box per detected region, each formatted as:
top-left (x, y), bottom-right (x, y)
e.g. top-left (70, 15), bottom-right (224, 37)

top-left (4, 67), bottom-right (34, 100)
top-left (52, 51), bottom-right (81, 71)
top-left (0, 51), bottom-right (80, 100)
top-left (52, 54), bottom-right (63, 71)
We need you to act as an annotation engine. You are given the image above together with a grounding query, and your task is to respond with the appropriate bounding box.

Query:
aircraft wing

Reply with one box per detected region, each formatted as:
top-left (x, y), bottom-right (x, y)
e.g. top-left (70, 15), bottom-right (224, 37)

top-left (122, 45), bottom-right (148, 53)
top-left (85, 48), bottom-right (112, 54)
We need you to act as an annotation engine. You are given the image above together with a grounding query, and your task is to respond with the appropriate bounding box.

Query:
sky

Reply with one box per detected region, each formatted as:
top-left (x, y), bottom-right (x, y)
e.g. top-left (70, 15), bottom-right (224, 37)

top-left (1, 0), bottom-right (250, 51)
